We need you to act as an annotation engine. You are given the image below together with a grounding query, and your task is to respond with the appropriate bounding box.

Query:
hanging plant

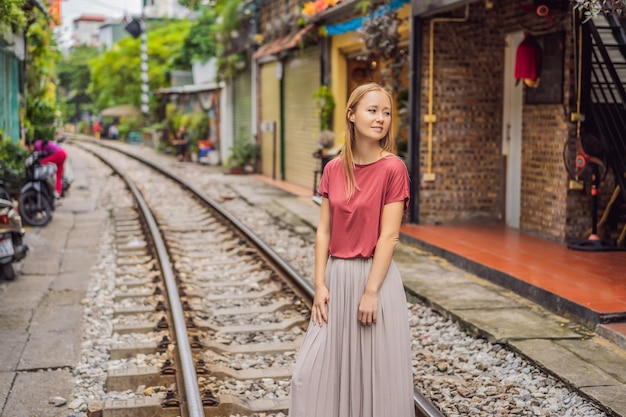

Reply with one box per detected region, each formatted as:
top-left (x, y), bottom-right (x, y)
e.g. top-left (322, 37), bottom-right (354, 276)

top-left (360, 10), bottom-right (400, 58)
top-left (216, 52), bottom-right (246, 80)
top-left (358, 5), bottom-right (407, 96)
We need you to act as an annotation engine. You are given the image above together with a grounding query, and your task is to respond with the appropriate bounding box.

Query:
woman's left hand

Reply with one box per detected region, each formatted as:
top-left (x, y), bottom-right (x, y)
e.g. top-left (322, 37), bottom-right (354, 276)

top-left (357, 291), bottom-right (378, 326)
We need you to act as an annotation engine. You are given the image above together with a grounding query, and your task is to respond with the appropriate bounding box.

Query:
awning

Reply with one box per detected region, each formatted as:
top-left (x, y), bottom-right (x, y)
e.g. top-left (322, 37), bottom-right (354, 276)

top-left (99, 105), bottom-right (141, 118)
top-left (253, 25), bottom-right (314, 60)
top-left (154, 81), bottom-right (221, 95)
top-left (325, 0), bottom-right (409, 36)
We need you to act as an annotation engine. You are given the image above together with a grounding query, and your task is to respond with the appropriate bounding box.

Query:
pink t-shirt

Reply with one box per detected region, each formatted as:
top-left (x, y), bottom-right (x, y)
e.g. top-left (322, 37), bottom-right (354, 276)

top-left (34, 140), bottom-right (62, 155)
top-left (318, 155), bottom-right (410, 258)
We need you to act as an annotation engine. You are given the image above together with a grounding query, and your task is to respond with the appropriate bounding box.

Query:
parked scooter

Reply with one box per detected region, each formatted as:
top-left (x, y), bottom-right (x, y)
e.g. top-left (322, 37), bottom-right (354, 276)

top-left (0, 184), bottom-right (28, 280)
top-left (18, 151), bottom-right (57, 227)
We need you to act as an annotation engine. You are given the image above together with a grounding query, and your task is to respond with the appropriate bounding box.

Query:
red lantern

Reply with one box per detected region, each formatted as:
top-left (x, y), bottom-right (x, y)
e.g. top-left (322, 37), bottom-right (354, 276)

top-left (514, 34), bottom-right (543, 88)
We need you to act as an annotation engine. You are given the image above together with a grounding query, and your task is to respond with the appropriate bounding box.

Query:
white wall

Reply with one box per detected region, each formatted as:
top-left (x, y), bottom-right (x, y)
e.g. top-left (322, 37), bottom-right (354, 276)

top-left (72, 20), bottom-right (102, 47)
top-left (192, 58), bottom-right (218, 84)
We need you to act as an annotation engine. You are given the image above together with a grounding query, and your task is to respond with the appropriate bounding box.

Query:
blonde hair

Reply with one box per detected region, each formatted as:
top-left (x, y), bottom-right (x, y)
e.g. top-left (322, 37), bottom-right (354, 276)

top-left (341, 82), bottom-right (395, 201)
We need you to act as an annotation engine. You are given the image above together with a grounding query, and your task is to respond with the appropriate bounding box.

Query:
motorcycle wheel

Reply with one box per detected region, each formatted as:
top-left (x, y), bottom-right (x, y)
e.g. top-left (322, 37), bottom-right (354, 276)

top-left (1, 263), bottom-right (15, 281)
top-left (18, 189), bottom-right (53, 227)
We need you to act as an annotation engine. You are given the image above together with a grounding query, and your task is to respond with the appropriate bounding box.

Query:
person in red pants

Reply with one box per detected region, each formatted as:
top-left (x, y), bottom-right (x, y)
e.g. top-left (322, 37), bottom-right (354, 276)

top-left (29, 139), bottom-right (67, 199)
top-left (93, 120), bottom-right (101, 140)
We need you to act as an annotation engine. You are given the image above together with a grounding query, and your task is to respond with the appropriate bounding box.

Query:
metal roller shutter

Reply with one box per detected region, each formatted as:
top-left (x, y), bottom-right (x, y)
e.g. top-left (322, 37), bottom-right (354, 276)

top-left (283, 46), bottom-right (321, 188)
top-left (259, 61), bottom-right (281, 178)
top-left (232, 69), bottom-right (253, 144)
top-left (0, 48), bottom-right (21, 142)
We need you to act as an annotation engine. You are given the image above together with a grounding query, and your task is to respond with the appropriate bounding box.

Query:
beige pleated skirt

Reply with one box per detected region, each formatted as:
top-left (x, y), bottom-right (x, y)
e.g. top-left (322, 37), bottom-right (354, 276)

top-left (289, 257), bottom-right (415, 417)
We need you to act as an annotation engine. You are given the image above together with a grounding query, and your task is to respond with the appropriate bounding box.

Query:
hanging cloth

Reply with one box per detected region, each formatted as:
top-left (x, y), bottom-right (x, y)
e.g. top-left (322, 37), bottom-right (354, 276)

top-left (515, 34), bottom-right (543, 87)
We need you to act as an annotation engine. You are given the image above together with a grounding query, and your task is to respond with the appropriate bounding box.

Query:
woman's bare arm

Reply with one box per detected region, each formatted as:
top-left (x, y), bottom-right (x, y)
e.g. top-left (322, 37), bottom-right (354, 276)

top-left (312, 197), bottom-right (331, 326)
top-left (357, 200), bottom-right (404, 325)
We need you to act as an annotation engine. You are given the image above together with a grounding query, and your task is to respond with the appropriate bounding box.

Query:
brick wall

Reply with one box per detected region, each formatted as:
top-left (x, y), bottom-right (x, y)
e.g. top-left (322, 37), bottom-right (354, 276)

top-left (418, 6), bottom-right (504, 224)
top-left (416, 1), bottom-right (609, 243)
top-left (521, 105), bottom-right (571, 241)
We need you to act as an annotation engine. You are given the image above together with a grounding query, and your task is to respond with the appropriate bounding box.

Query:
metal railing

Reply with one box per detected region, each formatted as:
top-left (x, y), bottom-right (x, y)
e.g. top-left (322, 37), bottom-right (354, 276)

top-left (588, 16), bottom-right (626, 200)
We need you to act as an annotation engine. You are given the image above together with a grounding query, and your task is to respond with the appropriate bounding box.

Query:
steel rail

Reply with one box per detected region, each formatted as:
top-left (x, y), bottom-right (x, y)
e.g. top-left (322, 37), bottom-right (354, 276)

top-left (84, 138), bottom-right (311, 294)
top-left (75, 137), bottom-right (446, 417)
top-left (77, 143), bottom-right (204, 417)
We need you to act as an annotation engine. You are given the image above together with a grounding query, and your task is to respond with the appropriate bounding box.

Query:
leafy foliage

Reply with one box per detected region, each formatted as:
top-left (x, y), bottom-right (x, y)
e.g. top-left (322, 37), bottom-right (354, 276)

top-left (0, 0), bottom-right (27, 31)
top-left (56, 46), bottom-right (99, 122)
top-left (215, 0), bottom-right (242, 42)
top-left (180, 8), bottom-right (219, 63)
top-left (358, 4), bottom-right (407, 97)
top-left (177, 0), bottom-right (206, 10)
top-left (313, 85), bottom-right (335, 131)
top-left (216, 52), bottom-right (246, 80)
top-left (24, 15), bottom-right (60, 141)
top-left (0, 138), bottom-right (27, 196)
top-left (25, 18), bottom-right (60, 97)
top-left (117, 117), bottom-right (143, 140)
top-left (57, 46), bottom-right (98, 94)
top-left (25, 99), bottom-right (57, 141)
top-left (574, 0), bottom-right (626, 18)
top-left (188, 111), bottom-right (210, 142)
top-left (88, 20), bottom-right (193, 114)
top-left (227, 137), bottom-right (258, 169)
top-left (214, 0), bottom-right (250, 80)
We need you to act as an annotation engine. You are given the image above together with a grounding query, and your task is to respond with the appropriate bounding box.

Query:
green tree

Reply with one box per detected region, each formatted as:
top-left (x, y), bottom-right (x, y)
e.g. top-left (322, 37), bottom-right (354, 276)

top-left (0, 0), bottom-right (27, 31)
top-left (23, 13), bottom-right (60, 140)
top-left (89, 20), bottom-right (193, 114)
top-left (180, 8), bottom-right (219, 63)
top-left (56, 46), bottom-right (99, 123)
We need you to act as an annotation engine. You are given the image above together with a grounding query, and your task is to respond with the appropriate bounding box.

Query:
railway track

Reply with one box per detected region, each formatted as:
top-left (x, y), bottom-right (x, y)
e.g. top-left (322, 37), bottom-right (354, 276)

top-left (76, 139), bottom-right (443, 417)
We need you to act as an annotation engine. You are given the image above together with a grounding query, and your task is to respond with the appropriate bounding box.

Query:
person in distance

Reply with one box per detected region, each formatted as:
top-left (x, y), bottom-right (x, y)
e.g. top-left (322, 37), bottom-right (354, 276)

top-left (289, 82), bottom-right (415, 417)
top-left (174, 125), bottom-right (189, 162)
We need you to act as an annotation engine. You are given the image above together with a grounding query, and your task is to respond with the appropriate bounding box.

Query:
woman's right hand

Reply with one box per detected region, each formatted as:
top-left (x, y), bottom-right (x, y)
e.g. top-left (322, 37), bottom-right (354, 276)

top-left (311, 285), bottom-right (330, 326)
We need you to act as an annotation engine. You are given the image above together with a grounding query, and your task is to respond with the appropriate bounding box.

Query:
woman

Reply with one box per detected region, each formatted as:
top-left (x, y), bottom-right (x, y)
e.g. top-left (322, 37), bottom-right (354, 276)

top-left (30, 139), bottom-right (67, 199)
top-left (289, 83), bottom-right (415, 417)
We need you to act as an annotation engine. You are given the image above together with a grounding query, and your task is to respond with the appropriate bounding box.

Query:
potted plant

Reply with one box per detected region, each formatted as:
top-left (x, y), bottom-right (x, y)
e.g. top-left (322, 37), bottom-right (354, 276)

top-left (227, 137), bottom-right (258, 174)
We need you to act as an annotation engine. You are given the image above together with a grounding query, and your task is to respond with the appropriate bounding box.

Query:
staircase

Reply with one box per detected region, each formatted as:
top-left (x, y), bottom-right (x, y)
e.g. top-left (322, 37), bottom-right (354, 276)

top-left (587, 14), bottom-right (626, 246)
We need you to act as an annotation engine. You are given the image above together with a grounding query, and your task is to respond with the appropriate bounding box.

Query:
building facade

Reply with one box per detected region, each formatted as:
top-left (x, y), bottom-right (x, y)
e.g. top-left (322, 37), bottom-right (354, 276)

top-left (71, 15), bottom-right (106, 48)
top-left (213, 0), bottom-right (625, 247)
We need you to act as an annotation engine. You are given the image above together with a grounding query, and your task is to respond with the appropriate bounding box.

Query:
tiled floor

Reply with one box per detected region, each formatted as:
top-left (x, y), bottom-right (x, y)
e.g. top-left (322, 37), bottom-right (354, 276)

top-left (401, 224), bottom-right (626, 317)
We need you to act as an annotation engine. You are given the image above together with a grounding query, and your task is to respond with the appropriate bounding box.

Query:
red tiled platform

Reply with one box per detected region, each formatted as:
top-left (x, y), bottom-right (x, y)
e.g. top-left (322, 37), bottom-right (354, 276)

top-left (400, 224), bottom-right (626, 327)
top-left (253, 175), bottom-right (626, 333)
